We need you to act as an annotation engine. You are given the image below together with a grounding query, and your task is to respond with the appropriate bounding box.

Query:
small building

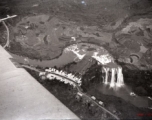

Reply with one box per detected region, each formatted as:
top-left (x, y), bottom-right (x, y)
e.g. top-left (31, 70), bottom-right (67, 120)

top-left (77, 92), bottom-right (83, 97)
top-left (130, 92), bottom-right (136, 97)
top-left (91, 96), bottom-right (96, 100)
top-left (99, 101), bottom-right (104, 106)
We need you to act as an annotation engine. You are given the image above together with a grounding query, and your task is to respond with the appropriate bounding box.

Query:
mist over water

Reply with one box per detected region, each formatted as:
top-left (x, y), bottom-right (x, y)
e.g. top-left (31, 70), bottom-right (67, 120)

top-left (97, 84), bottom-right (149, 108)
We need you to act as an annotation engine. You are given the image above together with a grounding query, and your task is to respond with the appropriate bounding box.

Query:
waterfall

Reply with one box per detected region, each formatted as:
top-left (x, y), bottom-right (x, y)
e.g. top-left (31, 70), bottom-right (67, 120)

top-left (103, 67), bottom-right (109, 84)
top-left (103, 66), bottom-right (124, 88)
top-left (110, 68), bottom-right (116, 88)
top-left (116, 67), bottom-right (124, 87)
top-left (64, 43), bottom-right (125, 88)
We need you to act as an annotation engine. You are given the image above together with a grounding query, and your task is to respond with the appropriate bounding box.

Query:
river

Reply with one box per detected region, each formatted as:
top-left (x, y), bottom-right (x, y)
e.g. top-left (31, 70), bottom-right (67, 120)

top-left (11, 50), bottom-right (76, 68)
top-left (10, 43), bottom-right (151, 109)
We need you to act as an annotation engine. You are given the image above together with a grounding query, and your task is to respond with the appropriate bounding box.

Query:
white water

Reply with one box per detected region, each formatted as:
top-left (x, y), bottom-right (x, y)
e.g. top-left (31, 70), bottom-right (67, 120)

top-left (65, 43), bottom-right (125, 88)
top-left (110, 68), bottom-right (116, 87)
top-left (103, 67), bottom-right (109, 85)
top-left (103, 67), bottom-right (124, 88)
top-left (97, 84), bottom-right (149, 108)
top-left (12, 42), bottom-right (125, 88)
top-left (11, 42), bottom-right (151, 108)
top-left (116, 67), bottom-right (124, 87)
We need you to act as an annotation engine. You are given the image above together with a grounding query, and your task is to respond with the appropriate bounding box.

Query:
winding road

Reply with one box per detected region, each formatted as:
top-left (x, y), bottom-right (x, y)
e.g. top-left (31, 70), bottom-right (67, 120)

top-left (0, 15), bottom-right (17, 48)
top-left (22, 64), bottom-right (120, 120)
top-left (2, 21), bottom-right (10, 48)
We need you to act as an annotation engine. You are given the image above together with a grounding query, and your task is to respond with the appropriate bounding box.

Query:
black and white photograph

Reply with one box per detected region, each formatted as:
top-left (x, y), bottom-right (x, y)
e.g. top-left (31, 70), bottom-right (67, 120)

top-left (0, 0), bottom-right (152, 119)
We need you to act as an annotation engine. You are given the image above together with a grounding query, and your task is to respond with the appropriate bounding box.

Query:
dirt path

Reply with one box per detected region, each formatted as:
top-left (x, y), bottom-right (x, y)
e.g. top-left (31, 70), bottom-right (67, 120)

top-left (2, 21), bottom-right (9, 48)
top-left (0, 15), bottom-right (17, 48)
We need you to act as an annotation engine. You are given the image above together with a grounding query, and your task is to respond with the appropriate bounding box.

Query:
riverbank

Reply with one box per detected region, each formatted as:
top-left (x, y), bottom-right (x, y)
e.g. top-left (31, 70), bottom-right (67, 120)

top-left (1, 0), bottom-right (152, 119)
top-left (13, 48), bottom-right (152, 99)
top-left (1, 0), bottom-right (152, 69)
top-left (25, 68), bottom-right (113, 120)
top-left (80, 63), bottom-right (152, 119)
top-left (25, 65), bottom-right (152, 120)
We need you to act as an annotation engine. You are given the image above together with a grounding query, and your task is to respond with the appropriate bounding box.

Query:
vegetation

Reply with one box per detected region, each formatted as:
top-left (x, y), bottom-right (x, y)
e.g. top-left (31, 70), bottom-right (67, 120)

top-left (1, 0), bottom-right (152, 119)
top-left (0, 24), bottom-right (7, 46)
top-left (25, 68), bottom-right (111, 120)
top-left (25, 63), bottom-right (152, 120)
top-left (123, 66), bottom-right (152, 97)
top-left (80, 62), bottom-right (152, 119)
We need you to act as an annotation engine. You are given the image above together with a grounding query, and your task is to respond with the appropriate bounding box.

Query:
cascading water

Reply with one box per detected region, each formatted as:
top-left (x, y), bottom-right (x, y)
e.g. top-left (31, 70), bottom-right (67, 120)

top-left (116, 67), bottom-right (124, 87)
top-left (103, 67), bottom-right (109, 85)
top-left (64, 43), bottom-right (125, 88)
top-left (110, 68), bottom-right (116, 88)
top-left (102, 66), bottom-right (124, 88)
